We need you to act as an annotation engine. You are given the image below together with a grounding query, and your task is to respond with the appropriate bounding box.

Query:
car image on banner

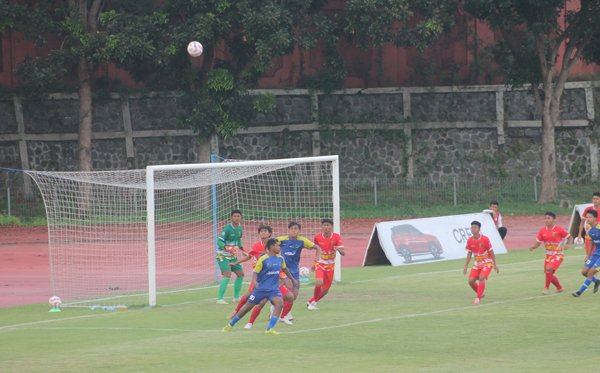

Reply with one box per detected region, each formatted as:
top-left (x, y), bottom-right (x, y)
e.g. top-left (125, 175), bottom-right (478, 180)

top-left (391, 224), bottom-right (443, 263)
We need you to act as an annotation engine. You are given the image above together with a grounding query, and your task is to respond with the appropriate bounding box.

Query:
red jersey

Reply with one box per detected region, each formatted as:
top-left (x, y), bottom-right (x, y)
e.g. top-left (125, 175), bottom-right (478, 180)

top-left (247, 241), bottom-right (267, 267)
top-left (313, 232), bottom-right (344, 271)
top-left (536, 225), bottom-right (569, 257)
top-left (465, 234), bottom-right (493, 268)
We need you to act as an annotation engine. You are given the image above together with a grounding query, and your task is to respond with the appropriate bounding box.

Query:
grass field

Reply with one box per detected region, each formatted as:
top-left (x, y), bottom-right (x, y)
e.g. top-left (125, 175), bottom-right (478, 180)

top-left (1, 248), bottom-right (597, 373)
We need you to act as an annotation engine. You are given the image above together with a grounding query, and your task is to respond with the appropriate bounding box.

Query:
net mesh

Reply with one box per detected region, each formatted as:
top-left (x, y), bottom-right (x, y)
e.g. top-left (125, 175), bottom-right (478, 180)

top-left (26, 158), bottom-right (335, 306)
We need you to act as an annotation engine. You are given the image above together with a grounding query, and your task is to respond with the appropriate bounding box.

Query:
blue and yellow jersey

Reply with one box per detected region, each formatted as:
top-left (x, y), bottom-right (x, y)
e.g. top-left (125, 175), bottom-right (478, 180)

top-left (588, 224), bottom-right (600, 256)
top-left (276, 235), bottom-right (315, 273)
top-left (254, 253), bottom-right (286, 291)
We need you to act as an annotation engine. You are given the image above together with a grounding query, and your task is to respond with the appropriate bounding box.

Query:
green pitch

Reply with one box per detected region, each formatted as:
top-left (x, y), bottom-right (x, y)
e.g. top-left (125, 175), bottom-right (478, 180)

top-left (0, 249), bottom-right (596, 372)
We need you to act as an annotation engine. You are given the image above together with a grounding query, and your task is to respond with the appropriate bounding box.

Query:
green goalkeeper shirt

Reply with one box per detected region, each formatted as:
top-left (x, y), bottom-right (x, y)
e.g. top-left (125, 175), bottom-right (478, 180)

top-left (216, 223), bottom-right (243, 258)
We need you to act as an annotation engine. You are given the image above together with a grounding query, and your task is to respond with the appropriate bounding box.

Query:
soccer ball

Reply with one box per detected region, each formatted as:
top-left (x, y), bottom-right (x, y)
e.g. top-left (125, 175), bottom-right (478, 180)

top-left (49, 296), bottom-right (62, 308)
top-left (187, 41), bottom-right (203, 57)
top-left (299, 267), bottom-right (310, 278)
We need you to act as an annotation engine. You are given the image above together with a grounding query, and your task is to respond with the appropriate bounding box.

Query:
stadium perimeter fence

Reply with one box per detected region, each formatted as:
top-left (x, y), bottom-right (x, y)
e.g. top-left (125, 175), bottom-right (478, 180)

top-left (0, 169), bottom-right (595, 222)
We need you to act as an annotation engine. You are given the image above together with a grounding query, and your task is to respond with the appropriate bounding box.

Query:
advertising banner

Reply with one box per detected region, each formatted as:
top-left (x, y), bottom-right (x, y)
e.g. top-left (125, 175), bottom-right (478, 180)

top-left (568, 203), bottom-right (592, 238)
top-left (363, 212), bottom-right (507, 266)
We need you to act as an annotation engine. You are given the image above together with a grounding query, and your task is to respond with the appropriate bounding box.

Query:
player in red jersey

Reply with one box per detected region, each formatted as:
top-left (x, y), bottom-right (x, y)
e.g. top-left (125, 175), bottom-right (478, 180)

top-left (529, 211), bottom-right (571, 295)
top-left (307, 218), bottom-right (345, 310)
top-left (228, 224), bottom-right (272, 319)
top-left (576, 192), bottom-right (600, 259)
top-left (488, 201), bottom-right (507, 240)
top-left (463, 220), bottom-right (499, 305)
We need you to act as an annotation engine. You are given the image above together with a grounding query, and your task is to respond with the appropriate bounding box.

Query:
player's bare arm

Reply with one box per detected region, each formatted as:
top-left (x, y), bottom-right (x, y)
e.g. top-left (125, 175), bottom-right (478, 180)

top-left (529, 241), bottom-right (541, 251)
top-left (463, 252), bottom-right (472, 275)
top-left (335, 245), bottom-right (346, 256)
top-left (282, 268), bottom-right (298, 287)
top-left (228, 250), bottom-right (250, 267)
top-left (490, 250), bottom-right (499, 273)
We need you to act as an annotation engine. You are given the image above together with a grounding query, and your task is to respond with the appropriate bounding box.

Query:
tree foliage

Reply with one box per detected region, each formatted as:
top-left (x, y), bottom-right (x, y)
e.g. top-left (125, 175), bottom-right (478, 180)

top-left (1, 0), bottom-right (457, 163)
top-left (464, 0), bottom-right (600, 203)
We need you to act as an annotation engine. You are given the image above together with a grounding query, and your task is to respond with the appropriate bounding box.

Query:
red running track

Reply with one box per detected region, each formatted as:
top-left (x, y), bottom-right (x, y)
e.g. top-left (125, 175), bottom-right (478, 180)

top-left (0, 215), bottom-right (568, 307)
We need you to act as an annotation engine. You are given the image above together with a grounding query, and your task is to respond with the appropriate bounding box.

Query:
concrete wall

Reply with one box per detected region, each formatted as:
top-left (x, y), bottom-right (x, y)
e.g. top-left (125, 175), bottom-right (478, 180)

top-left (0, 81), bottom-right (598, 182)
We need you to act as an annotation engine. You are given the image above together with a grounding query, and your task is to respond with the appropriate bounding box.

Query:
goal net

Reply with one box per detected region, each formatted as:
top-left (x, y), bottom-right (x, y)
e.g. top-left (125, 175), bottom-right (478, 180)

top-left (27, 155), bottom-right (340, 307)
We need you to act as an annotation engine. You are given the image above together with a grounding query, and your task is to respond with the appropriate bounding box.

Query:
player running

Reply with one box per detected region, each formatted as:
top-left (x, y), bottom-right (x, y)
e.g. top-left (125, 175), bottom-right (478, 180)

top-left (529, 211), bottom-right (570, 295)
top-left (228, 224), bottom-right (272, 318)
top-left (576, 192), bottom-right (600, 260)
top-left (222, 238), bottom-right (298, 335)
top-left (573, 209), bottom-right (600, 297)
top-left (463, 220), bottom-right (499, 305)
top-left (307, 218), bottom-right (345, 310)
top-left (277, 221), bottom-right (321, 324)
top-left (215, 209), bottom-right (244, 304)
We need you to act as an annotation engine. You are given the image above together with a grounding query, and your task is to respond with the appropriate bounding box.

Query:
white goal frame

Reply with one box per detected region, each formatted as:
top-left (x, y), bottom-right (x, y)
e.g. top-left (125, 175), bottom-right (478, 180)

top-left (146, 155), bottom-right (340, 306)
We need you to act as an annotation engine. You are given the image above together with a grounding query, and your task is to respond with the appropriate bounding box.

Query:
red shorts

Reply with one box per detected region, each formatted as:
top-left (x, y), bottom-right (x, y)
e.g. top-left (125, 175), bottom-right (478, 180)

top-left (469, 266), bottom-right (492, 280)
top-left (544, 255), bottom-right (564, 271)
top-left (315, 266), bottom-right (334, 290)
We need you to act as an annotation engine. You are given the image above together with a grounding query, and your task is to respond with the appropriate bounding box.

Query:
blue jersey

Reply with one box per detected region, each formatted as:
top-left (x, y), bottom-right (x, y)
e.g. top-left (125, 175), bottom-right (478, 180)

top-left (277, 235), bottom-right (315, 274)
top-left (254, 253), bottom-right (286, 291)
top-left (589, 225), bottom-right (600, 256)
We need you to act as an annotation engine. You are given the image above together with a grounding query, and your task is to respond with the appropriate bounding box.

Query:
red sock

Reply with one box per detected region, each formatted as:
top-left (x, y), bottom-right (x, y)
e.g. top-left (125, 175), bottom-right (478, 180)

top-left (545, 272), bottom-right (552, 288)
top-left (470, 282), bottom-right (478, 292)
top-left (234, 294), bottom-right (248, 313)
top-left (248, 305), bottom-right (262, 324)
top-left (476, 281), bottom-right (486, 299)
top-left (312, 286), bottom-right (322, 303)
top-left (280, 301), bottom-right (293, 318)
top-left (550, 274), bottom-right (562, 289)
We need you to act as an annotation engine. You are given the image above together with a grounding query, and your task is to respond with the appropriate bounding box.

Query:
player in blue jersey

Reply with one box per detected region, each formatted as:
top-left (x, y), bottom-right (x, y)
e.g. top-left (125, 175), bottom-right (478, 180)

top-left (276, 221), bottom-right (321, 324)
top-left (222, 238), bottom-right (298, 335)
top-left (573, 209), bottom-right (600, 297)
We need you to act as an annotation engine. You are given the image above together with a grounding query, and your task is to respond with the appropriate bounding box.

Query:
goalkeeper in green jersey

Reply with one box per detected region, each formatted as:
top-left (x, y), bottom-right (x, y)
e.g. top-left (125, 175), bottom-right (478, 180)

top-left (216, 209), bottom-right (246, 304)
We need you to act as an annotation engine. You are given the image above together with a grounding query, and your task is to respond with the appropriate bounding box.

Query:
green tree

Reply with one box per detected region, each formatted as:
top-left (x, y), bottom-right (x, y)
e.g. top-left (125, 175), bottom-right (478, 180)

top-left (2, 0), bottom-right (455, 169)
top-left (464, 0), bottom-right (600, 203)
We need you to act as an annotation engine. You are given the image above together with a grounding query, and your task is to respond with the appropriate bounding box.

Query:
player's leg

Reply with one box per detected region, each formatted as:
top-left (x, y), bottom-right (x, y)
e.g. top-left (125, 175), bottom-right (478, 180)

top-left (224, 292), bottom-right (261, 331)
top-left (231, 281), bottom-right (255, 319)
top-left (545, 259), bottom-right (563, 292)
top-left (279, 285), bottom-right (294, 325)
top-left (246, 299), bottom-right (267, 328)
top-left (573, 258), bottom-right (599, 297)
top-left (468, 271), bottom-right (478, 293)
top-left (217, 257), bottom-right (232, 304)
top-left (309, 266), bottom-right (325, 308)
top-left (232, 265), bottom-right (244, 302)
top-left (266, 293), bottom-right (284, 334)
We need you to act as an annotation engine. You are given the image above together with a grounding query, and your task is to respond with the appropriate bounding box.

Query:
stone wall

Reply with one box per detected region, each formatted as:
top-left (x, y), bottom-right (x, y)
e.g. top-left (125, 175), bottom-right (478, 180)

top-left (0, 82), bottom-right (599, 183)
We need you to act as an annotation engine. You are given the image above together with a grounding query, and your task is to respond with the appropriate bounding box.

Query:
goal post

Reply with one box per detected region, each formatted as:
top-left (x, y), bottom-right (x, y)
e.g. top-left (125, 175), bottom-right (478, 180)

top-left (27, 155), bottom-right (340, 307)
top-left (146, 155), bottom-right (341, 306)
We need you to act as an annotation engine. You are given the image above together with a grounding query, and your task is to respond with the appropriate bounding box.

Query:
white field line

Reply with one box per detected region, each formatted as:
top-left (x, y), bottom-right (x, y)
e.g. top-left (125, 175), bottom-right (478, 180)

top-left (0, 254), bottom-right (584, 334)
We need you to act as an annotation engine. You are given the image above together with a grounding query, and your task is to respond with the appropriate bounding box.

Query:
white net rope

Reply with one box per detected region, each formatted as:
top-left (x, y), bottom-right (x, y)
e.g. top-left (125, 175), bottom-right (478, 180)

top-left (26, 158), bottom-right (335, 305)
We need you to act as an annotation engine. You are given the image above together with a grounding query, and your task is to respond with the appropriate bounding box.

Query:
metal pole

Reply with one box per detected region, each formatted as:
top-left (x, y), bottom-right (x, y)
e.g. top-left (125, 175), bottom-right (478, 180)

top-left (7, 187), bottom-right (11, 216)
top-left (453, 176), bottom-right (457, 206)
top-left (373, 177), bottom-right (378, 206)
top-left (533, 176), bottom-right (538, 201)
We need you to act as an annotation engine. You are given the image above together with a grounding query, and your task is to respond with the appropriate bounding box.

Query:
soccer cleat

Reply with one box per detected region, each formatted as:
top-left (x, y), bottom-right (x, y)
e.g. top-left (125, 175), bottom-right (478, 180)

top-left (216, 299), bottom-right (228, 305)
top-left (265, 329), bottom-right (280, 335)
top-left (473, 298), bottom-right (480, 305)
top-left (243, 323), bottom-right (253, 329)
top-left (222, 324), bottom-right (233, 332)
top-left (572, 291), bottom-right (582, 297)
top-left (556, 288), bottom-right (564, 293)
top-left (541, 288), bottom-right (549, 295)
top-left (287, 312), bottom-right (294, 320)
top-left (307, 301), bottom-right (319, 311)
top-left (594, 281), bottom-right (600, 294)
top-left (279, 317), bottom-right (293, 325)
